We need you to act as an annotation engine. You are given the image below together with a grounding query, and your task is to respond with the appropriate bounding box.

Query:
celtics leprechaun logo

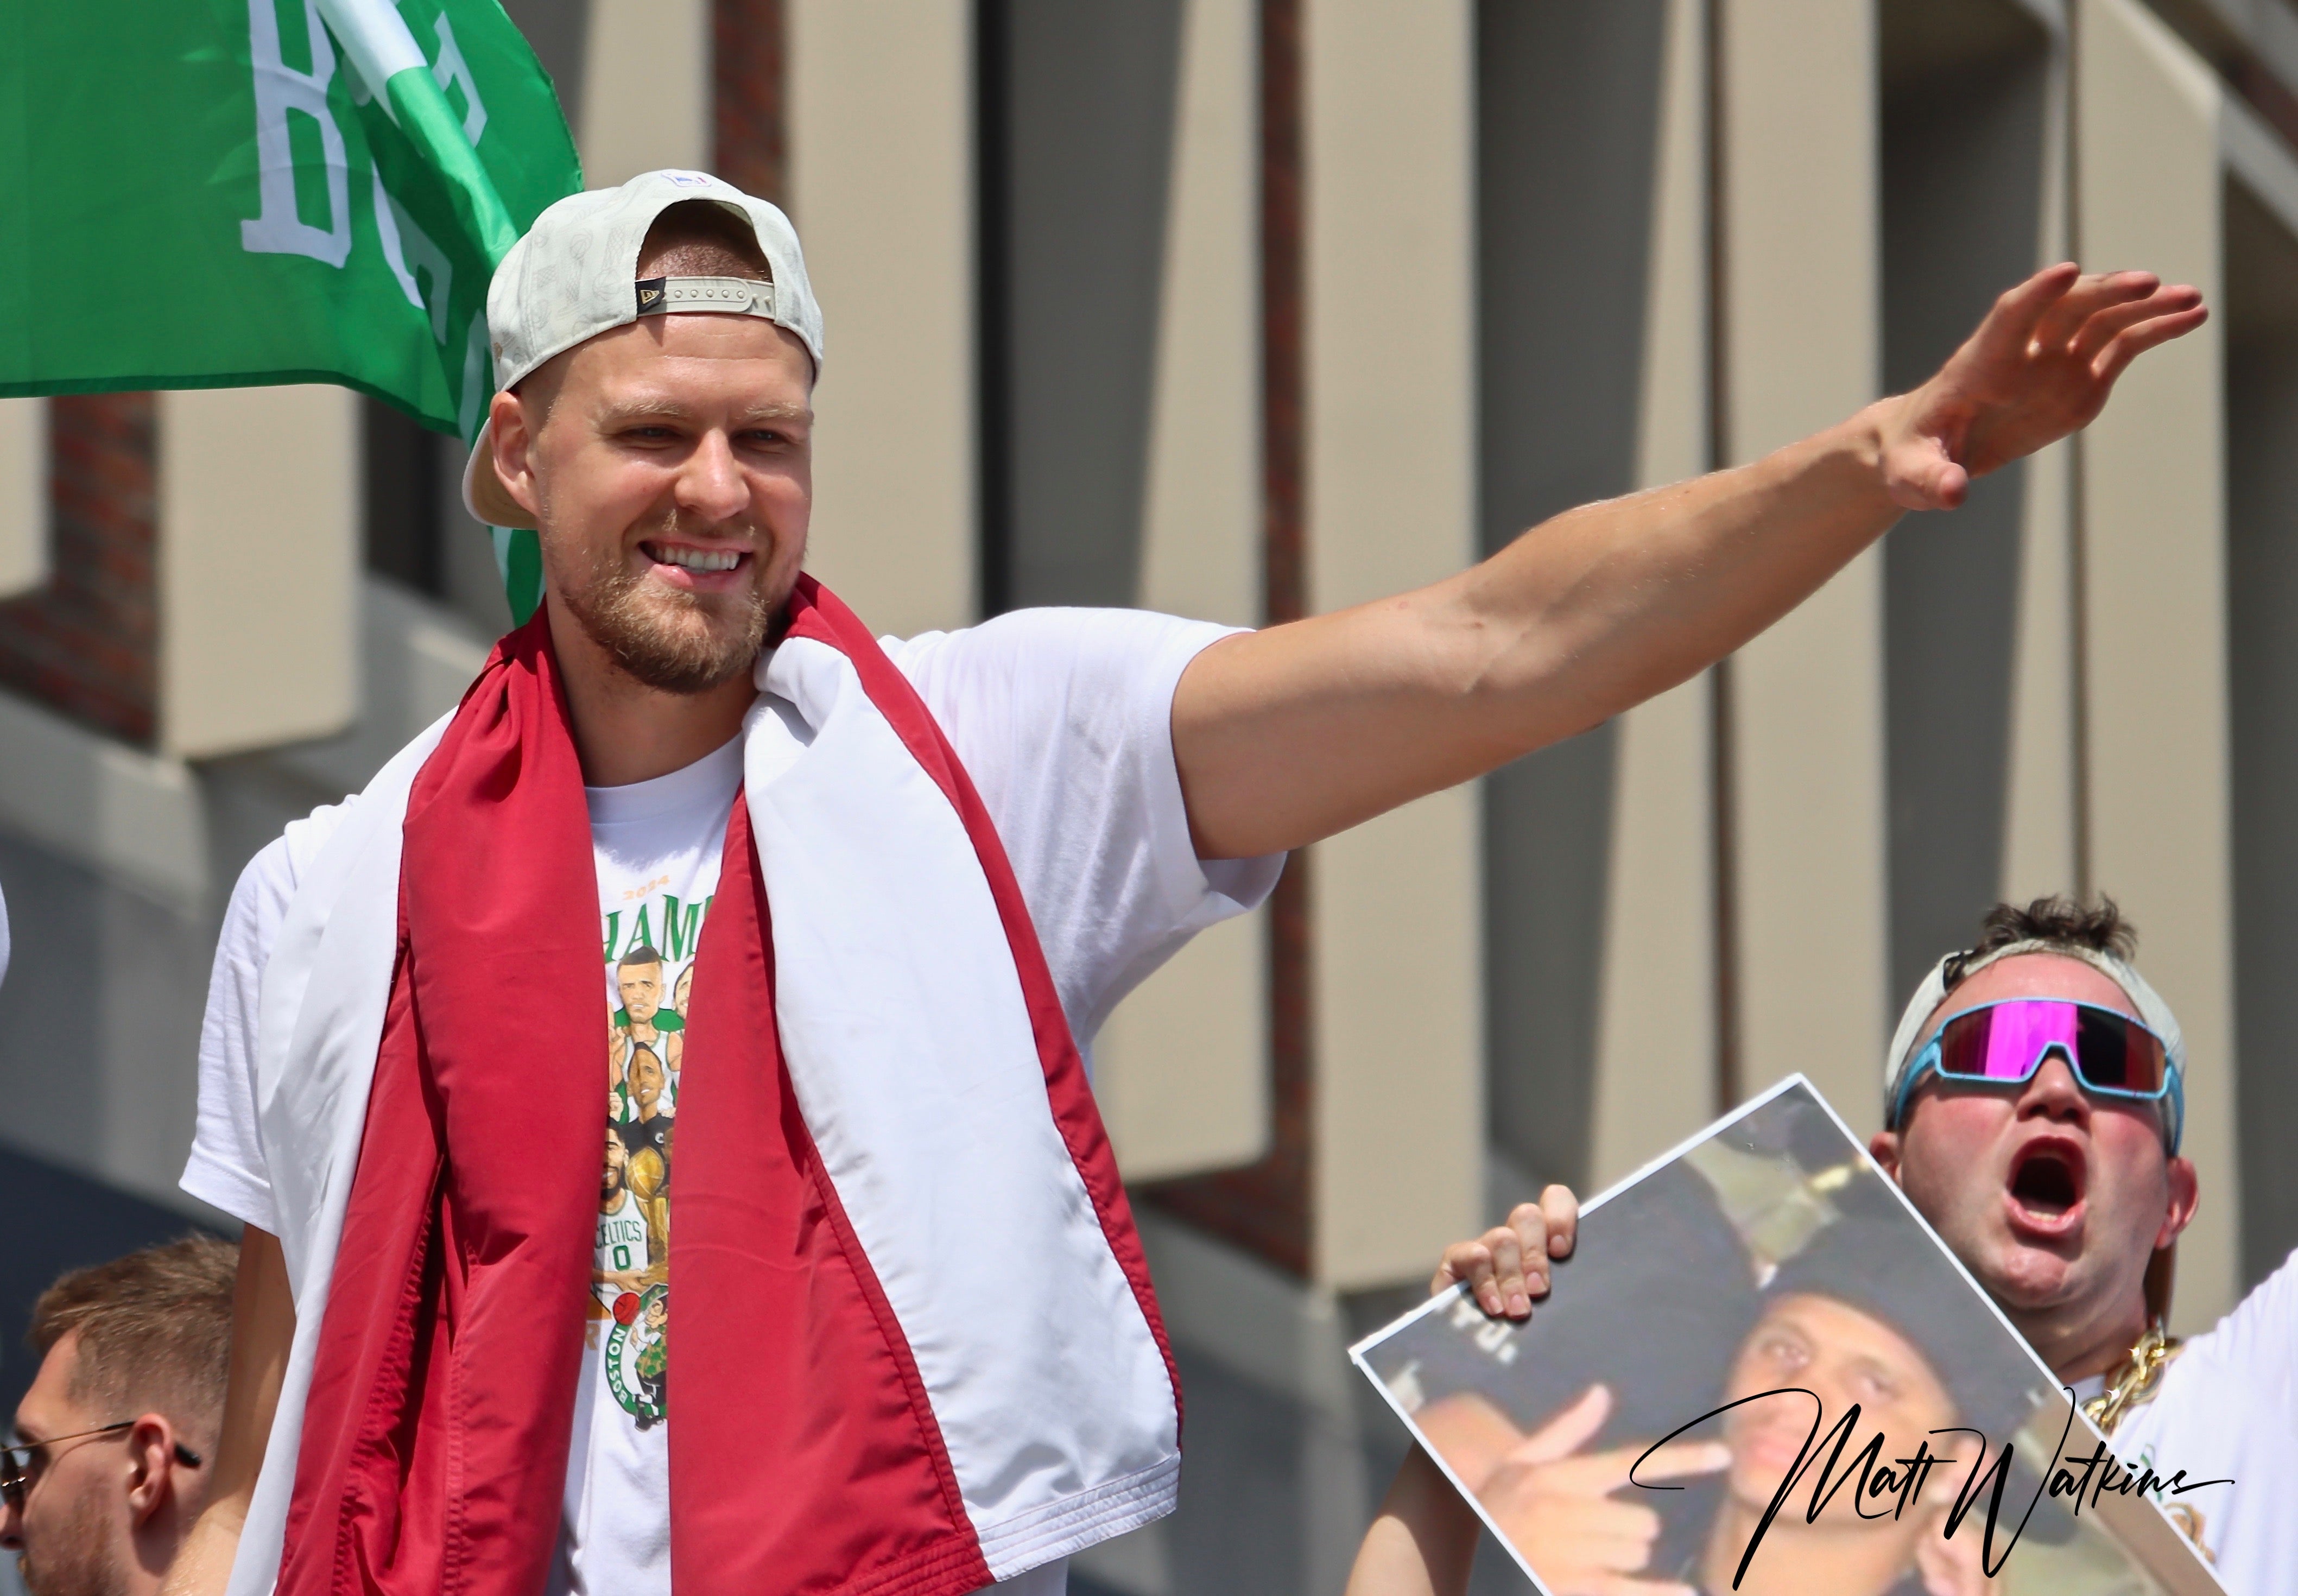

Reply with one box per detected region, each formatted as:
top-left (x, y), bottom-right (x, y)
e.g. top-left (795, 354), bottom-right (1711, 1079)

top-left (606, 1282), bottom-right (669, 1428)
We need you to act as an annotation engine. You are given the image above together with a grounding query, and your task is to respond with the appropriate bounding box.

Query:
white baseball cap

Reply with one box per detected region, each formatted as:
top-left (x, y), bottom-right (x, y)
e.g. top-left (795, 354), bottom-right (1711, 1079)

top-left (460, 169), bottom-right (825, 530)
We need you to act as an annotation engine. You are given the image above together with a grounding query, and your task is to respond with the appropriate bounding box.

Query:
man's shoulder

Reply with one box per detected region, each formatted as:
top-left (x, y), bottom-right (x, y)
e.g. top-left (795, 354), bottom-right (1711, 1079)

top-left (879, 607), bottom-right (1247, 759)
top-left (882, 606), bottom-right (1244, 684)
top-left (2177, 1245), bottom-right (2298, 1386)
top-left (221, 800), bottom-right (354, 961)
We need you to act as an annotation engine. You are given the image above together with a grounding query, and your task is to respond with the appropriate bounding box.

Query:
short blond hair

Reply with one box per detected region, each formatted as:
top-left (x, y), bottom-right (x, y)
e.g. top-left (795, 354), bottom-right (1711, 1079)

top-left (29, 1236), bottom-right (237, 1431)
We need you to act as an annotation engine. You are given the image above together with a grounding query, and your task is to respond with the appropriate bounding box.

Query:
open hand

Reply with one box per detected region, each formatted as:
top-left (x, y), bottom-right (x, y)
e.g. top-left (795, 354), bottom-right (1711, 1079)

top-left (1879, 263), bottom-right (2206, 511)
top-left (1430, 1186), bottom-right (1579, 1320)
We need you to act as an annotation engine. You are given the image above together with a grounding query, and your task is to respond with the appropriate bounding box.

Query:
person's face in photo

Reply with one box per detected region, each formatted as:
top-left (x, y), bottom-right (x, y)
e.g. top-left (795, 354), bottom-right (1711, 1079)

top-left (1719, 1293), bottom-right (1958, 1517)
top-left (672, 964), bottom-right (692, 1017)
top-left (619, 959), bottom-right (664, 1027)
top-left (1873, 954), bottom-right (2197, 1327)
top-left (602, 1127), bottom-right (629, 1203)
top-left (626, 1048), bottom-right (667, 1119)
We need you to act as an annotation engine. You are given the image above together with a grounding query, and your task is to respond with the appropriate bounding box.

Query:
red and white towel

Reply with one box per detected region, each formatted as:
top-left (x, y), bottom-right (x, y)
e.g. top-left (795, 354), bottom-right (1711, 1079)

top-left (231, 578), bottom-right (1180, 1596)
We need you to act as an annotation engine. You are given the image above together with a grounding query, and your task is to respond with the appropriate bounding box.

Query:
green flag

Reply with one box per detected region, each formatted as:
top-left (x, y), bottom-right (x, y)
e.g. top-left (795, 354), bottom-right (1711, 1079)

top-left (0, 0), bottom-right (582, 620)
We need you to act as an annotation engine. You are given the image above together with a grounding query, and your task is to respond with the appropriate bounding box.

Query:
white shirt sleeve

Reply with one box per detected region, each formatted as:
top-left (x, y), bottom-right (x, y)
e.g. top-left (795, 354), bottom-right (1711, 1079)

top-left (890, 607), bottom-right (1284, 1047)
top-left (2191, 1242), bottom-right (2298, 1395)
top-left (181, 802), bottom-right (352, 1232)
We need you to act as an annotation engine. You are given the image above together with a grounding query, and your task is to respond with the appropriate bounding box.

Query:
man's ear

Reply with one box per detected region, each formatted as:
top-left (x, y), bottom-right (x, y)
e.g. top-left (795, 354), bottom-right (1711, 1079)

top-left (488, 388), bottom-right (546, 521)
top-left (2157, 1155), bottom-right (2200, 1250)
top-left (1867, 1129), bottom-right (1904, 1184)
top-left (122, 1415), bottom-right (178, 1526)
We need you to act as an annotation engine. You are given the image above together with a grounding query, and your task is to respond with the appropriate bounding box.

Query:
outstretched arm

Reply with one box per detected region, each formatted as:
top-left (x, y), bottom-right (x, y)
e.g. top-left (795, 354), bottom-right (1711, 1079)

top-left (1175, 265), bottom-right (2205, 859)
top-left (164, 1226), bottom-right (294, 1596)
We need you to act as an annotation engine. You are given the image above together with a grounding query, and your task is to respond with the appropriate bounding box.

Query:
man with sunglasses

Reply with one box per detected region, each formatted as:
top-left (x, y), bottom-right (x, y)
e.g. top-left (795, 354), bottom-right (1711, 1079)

top-left (1870, 898), bottom-right (2297, 1591)
top-left (3, 1237), bottom-right (236, 1596)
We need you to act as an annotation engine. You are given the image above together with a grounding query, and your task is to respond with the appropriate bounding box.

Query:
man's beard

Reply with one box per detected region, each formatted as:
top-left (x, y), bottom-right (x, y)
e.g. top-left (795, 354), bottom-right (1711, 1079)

top-left (558, 525), bottom-right (776, 694)
top-left (18, 1485), bottom-right (125, 1596)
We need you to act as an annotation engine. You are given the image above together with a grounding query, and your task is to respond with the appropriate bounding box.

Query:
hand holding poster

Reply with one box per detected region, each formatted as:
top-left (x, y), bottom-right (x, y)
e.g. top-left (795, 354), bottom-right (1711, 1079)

top-left (1352, 1079), bottom-right (2228, 1595)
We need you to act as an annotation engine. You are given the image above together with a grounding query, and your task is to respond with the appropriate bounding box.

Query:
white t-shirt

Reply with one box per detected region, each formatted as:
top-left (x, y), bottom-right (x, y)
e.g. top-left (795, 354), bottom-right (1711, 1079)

top-left (183, 608), bottom-right (1282, 1596)
top-left (2085, 1247), bottom-right (2298, 1594)
top-left (559, 732), bottom-right (742, 1595)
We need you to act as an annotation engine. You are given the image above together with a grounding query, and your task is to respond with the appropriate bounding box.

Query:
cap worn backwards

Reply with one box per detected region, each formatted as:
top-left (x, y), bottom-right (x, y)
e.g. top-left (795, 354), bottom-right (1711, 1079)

top-left (460, 169), bottom-right (825, 531)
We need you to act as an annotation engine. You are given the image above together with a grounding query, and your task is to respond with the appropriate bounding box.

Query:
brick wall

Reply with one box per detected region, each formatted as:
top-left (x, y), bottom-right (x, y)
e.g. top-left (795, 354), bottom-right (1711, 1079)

top-left (0, 394), bottom-right (159, 745)
top-left (1144, 0), bottom-right (1315, 1278)
top-left (715, 0), bottom-right (787, 205)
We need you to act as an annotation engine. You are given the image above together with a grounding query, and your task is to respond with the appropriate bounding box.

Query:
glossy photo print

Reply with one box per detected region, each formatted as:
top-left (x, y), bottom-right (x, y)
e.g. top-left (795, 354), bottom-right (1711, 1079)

top-left (1352, 1079), bottom-right (2225, 1596)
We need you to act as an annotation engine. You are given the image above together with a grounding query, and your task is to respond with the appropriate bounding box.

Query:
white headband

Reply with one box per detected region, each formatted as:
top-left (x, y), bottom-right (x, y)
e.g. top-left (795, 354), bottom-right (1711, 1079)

top-left (1882, 939), bottom-right (2187, 1148)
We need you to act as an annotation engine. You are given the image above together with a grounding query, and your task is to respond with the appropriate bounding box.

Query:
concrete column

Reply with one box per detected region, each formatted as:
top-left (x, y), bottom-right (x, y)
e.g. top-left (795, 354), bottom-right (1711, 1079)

top-left (786, 0), bottom-right (977, 637)
top-left (2076, 0), bottom-right (2237, 1332)
top-left (2224, 101), bottom-right (2298, 1290)
top-left (0, 398), bottom-right (45, 598)
top-left (1093, 0), bottom-right (1268, 1182)
top-left (1302, 0), bottom-right (1480, 1289)
top-left (1719, 0), bottom-right (1889, 1132)
top-left (2002, 48), bottom-right (2080, 903)
top-left (578, 0), bottom-right (711, 184)
top-left (1589, 0), bottom-right (1718, 1190)
top-left (157, 387), bottom-right (359, 758)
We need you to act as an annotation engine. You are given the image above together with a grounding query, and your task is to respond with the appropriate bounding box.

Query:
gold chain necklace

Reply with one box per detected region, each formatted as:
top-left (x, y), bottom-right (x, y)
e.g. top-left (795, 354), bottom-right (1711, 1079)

top-left (2082, 1322), bottom-right (2183, 1436)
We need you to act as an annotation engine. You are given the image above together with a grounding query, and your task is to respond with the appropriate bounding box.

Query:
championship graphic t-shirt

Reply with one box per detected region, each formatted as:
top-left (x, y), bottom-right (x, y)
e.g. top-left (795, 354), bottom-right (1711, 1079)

top-left (185, 607), bottom-right (1283, 1596)
top-left (560, 732), bottom-right (744, 1593)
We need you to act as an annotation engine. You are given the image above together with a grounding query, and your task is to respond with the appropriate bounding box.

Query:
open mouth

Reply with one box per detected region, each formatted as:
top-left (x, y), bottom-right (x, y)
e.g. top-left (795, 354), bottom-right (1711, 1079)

top-left (642, 540), bottom-right (746, 575)
top-left (2006, 1139), bottom-right (2086, 1227)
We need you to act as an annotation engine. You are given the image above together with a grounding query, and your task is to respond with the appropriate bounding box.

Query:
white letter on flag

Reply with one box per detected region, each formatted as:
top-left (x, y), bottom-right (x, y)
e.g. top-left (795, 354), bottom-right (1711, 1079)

top-left (242, 0), bottom-right (353, 267)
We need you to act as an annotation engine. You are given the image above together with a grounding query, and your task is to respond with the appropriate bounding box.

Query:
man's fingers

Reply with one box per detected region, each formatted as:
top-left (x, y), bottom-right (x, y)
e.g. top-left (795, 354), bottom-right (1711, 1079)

top-left (1970, 261), bottom-right (2080, 359)
top-left (2067, 284), bottom-right (2201, 365)
top-left (1512, 1384), bottom-right (1613, 1464)
top-left (1435, 1231), bottom-right (1532, 1317)
top-left (1480, 1209), bottom-right (1536, 1312)
top-left (1623, 1437), bottom-right (1734, 1485)
top-left (1432, 1239), bottom-right (1497, 1312)
top-left (1538, 1183), bottom-right (1579, 1261)
top-left (2031, 269), bottom-right (2163, 352)
top-left (1543, 1436), bottom-right (1730, 1497)
top-left (2090, 299), bottom-right (2210, 385)
top-left (1486, 1226), bottom-right (1530, 1314)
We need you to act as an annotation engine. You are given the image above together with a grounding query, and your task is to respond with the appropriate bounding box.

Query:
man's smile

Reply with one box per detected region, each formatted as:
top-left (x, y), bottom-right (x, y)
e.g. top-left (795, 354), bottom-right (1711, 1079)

top-left (640, 539), bottom-right (752, 587)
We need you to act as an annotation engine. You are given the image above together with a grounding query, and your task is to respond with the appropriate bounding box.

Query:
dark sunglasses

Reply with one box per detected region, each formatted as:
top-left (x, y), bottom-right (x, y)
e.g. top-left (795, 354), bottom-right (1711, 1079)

top-left (1, 1422), bottom-right (202, 1509)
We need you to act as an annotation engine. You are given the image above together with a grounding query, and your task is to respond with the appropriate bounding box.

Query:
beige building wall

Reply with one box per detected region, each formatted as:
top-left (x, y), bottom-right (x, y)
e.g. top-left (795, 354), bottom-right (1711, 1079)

top-left (786, 0), bottom-right (979, 639)
top-left (1094, 0), bottom-right (1268, 1181)
top-left (1718, 0), bottom-right (1890, 1132)
top-left (1303, 0), bottom-right (1483, 1289)
top-left (157, 386), bottom-right (359, 758)
top-left (2003, 52), bottom-right (2081, 904)
top-left (1589, 0), bottom-right (1718, 1190)
top-left (0, 397), bottom-right (45, 598)
top-left (2077, 0), bottom-right (2238, 1332)
top-left (577, 0), bottom-right (711, 185)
